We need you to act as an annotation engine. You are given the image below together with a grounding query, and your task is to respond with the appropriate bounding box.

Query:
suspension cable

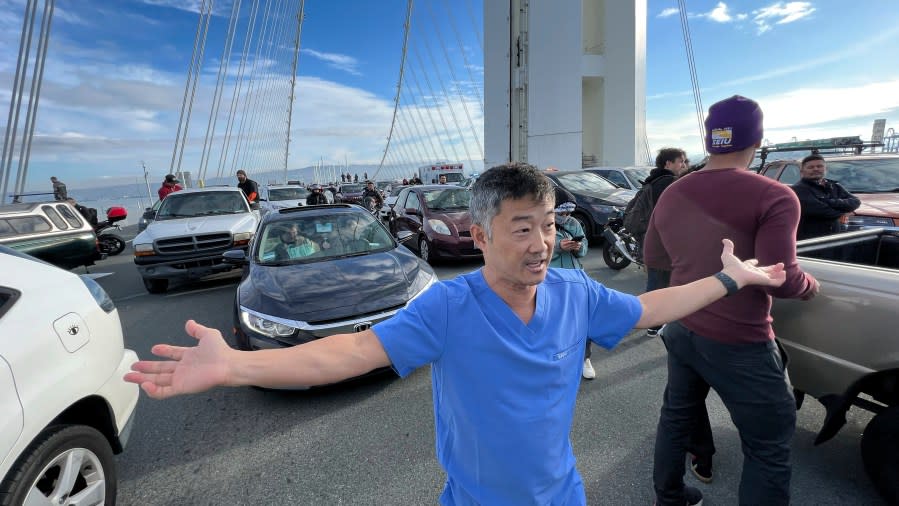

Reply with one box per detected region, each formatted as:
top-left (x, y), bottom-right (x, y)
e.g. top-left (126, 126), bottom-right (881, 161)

top-left (425, 0), bottom-right (483, 160)
top-left (678, 0), bottom-right (705, 155)
top-left (374, 0), bottom-right (414, 180)
top-left (407, 64), bottom-right (449, 161)
top-left (169, 0), bottom-right (210, 176)
top-left (439, 0), bottom-right (483, 116)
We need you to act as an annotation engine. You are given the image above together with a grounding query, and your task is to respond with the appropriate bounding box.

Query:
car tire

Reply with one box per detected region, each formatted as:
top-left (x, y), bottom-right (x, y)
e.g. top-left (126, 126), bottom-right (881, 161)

top-left (0, 425), bottom-right (117, 506)
top-left (861, 405), bottom-right (899, 504)
top-left (419, 236), bottom-right (433, 264)
top-left (142, 277), bottom-right (168, 294)
top-left (572, 212), bottom-right (592, 240)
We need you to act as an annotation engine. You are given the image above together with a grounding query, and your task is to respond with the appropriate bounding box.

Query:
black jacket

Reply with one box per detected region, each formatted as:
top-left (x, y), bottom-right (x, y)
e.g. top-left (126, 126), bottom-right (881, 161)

top-left (643, 168), bottom-right (677, 199)
top-left (791, 178), bottom-right (861, 240)
top-left (306, 192), bottom-right (328, 205)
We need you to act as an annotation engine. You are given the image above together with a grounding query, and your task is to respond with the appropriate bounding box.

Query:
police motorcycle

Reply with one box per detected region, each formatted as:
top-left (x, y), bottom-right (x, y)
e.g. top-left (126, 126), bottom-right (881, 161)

top-left (601, 208), bottom-right (642, 270)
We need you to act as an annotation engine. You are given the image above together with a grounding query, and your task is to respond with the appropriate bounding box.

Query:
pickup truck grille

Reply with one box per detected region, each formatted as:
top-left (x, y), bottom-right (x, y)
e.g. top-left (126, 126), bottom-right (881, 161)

top-left (155, 233), bottom-right (233, 254)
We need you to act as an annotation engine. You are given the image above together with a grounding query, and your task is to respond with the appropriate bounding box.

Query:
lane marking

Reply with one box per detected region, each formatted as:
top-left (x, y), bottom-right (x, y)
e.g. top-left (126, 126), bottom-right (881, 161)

top-left (166, 284), bottom-right (236, 297)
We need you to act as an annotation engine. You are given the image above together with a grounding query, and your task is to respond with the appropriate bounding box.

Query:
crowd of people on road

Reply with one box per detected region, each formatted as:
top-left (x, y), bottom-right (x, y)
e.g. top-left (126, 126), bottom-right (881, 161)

top-left (123, 95), bottom-right (866, 506)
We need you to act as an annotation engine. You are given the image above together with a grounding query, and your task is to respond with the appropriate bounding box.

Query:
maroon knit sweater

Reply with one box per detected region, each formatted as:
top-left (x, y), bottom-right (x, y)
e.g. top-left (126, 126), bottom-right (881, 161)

top-left (643, 168), bottom-right (817, 344)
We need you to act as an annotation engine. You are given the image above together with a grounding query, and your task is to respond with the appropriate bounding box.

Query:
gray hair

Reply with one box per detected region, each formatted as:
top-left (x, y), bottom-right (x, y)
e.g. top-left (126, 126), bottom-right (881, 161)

top-left (470, 162), bottom-right (554, 238)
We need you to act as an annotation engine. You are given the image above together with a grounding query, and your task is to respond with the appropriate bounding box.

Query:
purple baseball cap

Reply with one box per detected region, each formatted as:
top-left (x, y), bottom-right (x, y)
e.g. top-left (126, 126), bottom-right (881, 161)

top-left (704, 95), bottom-right (764, 154)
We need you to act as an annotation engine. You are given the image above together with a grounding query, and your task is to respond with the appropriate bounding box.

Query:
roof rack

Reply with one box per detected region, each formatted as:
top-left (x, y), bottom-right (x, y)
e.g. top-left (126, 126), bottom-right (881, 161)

top-left (757, 136), bottom-right (884, 167)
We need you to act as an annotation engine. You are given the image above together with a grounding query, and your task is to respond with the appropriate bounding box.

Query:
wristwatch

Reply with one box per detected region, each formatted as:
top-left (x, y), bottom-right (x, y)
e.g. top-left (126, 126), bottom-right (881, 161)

top-left (714, 271), bottom-right (740, 297)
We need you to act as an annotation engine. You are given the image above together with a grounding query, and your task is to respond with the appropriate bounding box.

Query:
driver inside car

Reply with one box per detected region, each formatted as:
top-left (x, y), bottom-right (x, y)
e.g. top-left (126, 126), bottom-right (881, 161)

top-left (273, 223), bottom-right (319, 260)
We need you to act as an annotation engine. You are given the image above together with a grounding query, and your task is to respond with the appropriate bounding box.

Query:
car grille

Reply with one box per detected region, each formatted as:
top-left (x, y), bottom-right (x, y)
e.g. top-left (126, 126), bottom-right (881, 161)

top-left (155, 233), bottom-right (233, 255)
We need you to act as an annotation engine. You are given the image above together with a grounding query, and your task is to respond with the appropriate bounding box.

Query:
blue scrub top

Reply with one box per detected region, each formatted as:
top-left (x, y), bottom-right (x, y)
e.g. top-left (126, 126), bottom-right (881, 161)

top-left (374, 268), bottom-right (642, 505)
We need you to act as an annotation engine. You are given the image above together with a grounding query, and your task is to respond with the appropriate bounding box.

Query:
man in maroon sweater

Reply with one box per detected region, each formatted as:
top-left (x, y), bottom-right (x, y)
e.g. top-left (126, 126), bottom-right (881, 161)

top-left (645, 95), bottom-right (819, 506)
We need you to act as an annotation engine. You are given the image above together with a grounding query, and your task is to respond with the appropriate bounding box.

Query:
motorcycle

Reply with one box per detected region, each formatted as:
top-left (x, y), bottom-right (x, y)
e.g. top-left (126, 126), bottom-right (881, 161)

top-left (94, 206), bottom-right (128, 256)
top-left (601, 209), bottom-right (642, 270)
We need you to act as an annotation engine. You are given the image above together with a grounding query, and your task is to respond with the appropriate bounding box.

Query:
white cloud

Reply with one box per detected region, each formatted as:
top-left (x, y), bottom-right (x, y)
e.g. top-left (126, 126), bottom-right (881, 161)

top-left (301, 48), bottom-right (362, 76)
top-left (705, 2), bottom-right (733, 23)
top-left (137, 0), bottom-right (235, 16)
top-left (658, 8), bottom-right (679, 18)
top-left (753, 2), bottom-right (815, 34)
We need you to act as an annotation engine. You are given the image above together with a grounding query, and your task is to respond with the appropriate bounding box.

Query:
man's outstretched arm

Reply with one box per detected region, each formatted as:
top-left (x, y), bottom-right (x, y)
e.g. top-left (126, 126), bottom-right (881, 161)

top-left (634, 239), bottom-right (788, 329)
top-left (124, 321), bottom-right (391, 399)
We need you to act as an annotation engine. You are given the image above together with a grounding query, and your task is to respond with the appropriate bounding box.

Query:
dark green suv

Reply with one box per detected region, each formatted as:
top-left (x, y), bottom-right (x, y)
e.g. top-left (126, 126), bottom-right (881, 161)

top-left (0, 201), bottom-right (101, 269)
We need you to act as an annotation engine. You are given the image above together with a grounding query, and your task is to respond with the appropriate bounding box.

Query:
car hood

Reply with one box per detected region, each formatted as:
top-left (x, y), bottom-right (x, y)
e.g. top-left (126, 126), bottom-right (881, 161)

top-left (426, 210), bottom-right (471, 233)
top-left (855, 193), bottom-right (899, 218)
top-left (240, 249), bottom-right (432, 321)
top-left (134, 213), bottom-right (258, 243)
top-left (574, 188), bottom-right (636, 207)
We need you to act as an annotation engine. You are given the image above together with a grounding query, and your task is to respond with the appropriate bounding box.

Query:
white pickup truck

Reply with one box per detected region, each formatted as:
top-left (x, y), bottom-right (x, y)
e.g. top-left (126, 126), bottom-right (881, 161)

top-left (132, 187), bottom-right (259, 293)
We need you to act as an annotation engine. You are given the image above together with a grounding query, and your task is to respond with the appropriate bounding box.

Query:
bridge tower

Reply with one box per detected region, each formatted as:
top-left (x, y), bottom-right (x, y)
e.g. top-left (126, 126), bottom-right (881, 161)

top-left (484, 0), bottom-right (647, 170)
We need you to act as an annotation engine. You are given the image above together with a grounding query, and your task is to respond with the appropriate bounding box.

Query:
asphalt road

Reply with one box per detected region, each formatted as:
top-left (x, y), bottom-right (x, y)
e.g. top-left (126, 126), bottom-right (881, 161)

top-left (88, 230), bottom-right (884, 505)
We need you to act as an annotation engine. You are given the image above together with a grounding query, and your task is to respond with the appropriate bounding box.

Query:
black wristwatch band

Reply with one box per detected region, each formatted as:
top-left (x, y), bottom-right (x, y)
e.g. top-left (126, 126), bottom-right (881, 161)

top-left (714, 271), bottom-right (740, 297)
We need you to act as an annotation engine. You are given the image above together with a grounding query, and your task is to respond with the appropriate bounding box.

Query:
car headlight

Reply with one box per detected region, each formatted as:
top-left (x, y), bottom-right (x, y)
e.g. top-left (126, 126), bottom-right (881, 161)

top-left (427, 219), bottom-right (451, 235)
top-left (79, 275), bottom-right (115, 313)
top-left (233, 231), bottom-right (254, 246)
top-left (846, 215), bottom-right (893, 228)
top-left (134, 243), bottom-right (155, 257)
top-left (240, 309), bottom-right (296, 337)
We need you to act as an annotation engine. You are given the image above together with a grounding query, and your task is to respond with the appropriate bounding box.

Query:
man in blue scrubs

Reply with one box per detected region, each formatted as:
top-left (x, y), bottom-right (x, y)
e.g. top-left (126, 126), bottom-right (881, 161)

top-left (127, 163), bottom-right (787, 505)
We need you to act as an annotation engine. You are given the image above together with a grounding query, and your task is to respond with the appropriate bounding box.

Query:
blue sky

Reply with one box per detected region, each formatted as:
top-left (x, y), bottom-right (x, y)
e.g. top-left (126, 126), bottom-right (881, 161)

top-left (1, 0), bottom-right (897, 192)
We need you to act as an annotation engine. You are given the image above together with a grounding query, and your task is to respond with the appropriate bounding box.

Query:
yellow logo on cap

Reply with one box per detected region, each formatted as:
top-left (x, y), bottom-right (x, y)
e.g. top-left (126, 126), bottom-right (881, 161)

top-left (711, 127), bottom-right (733, 147)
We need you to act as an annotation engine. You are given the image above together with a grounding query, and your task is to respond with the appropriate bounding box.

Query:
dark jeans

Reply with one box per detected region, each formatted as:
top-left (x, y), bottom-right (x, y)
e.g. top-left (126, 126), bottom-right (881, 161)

top-left (646, 269), bottom-right (671, 331)
top-left (653, 322), bottom-right (796, 506)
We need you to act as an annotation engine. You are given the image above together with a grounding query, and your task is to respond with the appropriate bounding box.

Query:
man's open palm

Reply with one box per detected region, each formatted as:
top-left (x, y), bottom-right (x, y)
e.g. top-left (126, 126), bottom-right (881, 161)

top-left (124, 320), bottom-right (233, 399)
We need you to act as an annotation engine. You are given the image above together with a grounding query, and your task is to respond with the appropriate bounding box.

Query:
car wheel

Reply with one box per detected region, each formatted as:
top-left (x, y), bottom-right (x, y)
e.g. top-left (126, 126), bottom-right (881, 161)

top-left (0, 425), bottom-right (116, 506)
top-left (142, 277), bottom-right (168, 294)
top-left (419, 236), bottom-right (433, 263)
top-left (572, 212), bottom-right (592, 240)
top-left (861, 405), bottom-right (899, 504)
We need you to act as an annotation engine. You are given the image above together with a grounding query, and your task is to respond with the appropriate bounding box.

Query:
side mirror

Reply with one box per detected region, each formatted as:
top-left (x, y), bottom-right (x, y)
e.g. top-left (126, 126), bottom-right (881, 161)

top-left (222, 249), bottom-right (248, 265)
top-left (396, 231), bottom-right (415, 244)
top-left (404, 207), bottom-right (420, 216)
top-left (250, 202), bottom-right (261, 211)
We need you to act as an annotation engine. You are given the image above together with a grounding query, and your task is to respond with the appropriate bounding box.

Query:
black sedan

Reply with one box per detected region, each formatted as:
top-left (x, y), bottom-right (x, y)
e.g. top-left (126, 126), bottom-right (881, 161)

top-left (224, 204), bottom-right (437, 386)
top-left (543, 170), bottom-right (636, 240)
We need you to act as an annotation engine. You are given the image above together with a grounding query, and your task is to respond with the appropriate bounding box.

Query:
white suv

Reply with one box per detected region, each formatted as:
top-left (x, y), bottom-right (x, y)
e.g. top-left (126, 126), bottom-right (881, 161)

top-left (132, 187), bottom-right (260, 293)
top-left (0, 246), bottom-right (139, 505)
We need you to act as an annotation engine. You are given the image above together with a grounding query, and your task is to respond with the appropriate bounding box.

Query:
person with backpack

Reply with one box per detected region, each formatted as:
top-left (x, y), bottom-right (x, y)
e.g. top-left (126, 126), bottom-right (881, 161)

top-left (623, 147), bottom-right (688, 336)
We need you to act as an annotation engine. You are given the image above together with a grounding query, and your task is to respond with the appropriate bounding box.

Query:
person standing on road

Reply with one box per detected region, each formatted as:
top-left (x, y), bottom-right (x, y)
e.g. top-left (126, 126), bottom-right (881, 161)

top-left (638, 148), bottom-right (689, 337)
top-left (549, 200), bottom-right (593, 379)
top-left (791, 154), bottom-right (860, 240)
top-left (645, 95), bottom-right (819, 506)
top-left (50, 176), bottom-right (67, 201)
top-left (305, 184), bottom-right (329, 205)
top-left (157, 174), bottom-right (183, 201)
top-left (236, 170), bottom-right (259, 204)
top-left (126, 162), bottom-right (788, 506)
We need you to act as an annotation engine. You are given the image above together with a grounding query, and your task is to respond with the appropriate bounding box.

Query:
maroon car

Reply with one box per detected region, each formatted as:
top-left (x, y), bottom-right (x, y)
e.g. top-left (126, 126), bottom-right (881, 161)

top-left (335, 183), bottom-right (365, 204)
top-left (389, 185), bottom-right (481, 263)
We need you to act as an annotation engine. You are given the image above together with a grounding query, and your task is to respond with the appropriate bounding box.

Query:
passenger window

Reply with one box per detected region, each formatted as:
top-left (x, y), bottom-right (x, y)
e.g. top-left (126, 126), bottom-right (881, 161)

top-left (406, 192), bottom-right (421, 211)
top-left (760, 166), bottom-right (779, 180)
top-left (779, 164), bottom-right (801, 185)
top-left (0, 220), bottom-right (14, 238)
top-left (41, 205), bottom-right (69, 230)
top-left (56, 205), bottom-right (84, 228)
top-left (7, 216), bottom-right (52, 234)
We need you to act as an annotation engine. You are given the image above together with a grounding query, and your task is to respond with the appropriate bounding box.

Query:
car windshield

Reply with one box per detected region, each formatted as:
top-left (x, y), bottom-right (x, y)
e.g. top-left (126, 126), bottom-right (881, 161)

top-left (376, 181), bottom-right (392, 191)
top-left (441, 173), bottom-right (465, 183)
top-left (255, 211), bottom-right (395, 264)
top-left (269, 187), bottom-right (309, 201)
top-left (156, 192), bottom-right (248, 219)
top-left (340, 184), bottom-right (364, 193)
top-left (422, 188), bottom-right (471, 210)
top-left (825, 158), bottom-right (899, 193)
top-left (555, 172), bottom-right (617, 192)
top-left (624, 167), bottom-right (652, 187)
